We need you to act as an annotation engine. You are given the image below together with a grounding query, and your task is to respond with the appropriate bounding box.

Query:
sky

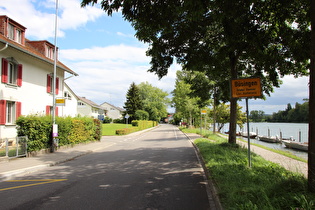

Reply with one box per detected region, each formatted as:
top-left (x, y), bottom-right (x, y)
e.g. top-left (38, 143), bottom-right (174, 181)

top-left (0, 0), bottom-right (309, 114)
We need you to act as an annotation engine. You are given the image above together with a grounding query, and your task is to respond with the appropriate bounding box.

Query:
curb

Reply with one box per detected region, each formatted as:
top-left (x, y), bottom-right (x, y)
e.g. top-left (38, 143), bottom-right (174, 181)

top-left (183, 132), bottom-right (223, 210)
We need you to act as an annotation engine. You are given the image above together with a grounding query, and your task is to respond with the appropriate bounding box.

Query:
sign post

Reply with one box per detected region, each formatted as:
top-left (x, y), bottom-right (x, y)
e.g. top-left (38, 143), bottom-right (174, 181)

top-left (231, 78), bottom-right (262, 167)
top-left (201, 109), bottom-right (207, 135)
top-left (125, 114), bottom-right (130, 128)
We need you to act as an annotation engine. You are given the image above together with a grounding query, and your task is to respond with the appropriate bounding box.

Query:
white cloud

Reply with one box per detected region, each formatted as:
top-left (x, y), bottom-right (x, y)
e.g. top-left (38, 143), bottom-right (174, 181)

top-left (61, 44), bottom-right (178, 108)
top-left (0, 0), bottom-right (104, 39)
top-left (60, 44), bottom-right (150, 63)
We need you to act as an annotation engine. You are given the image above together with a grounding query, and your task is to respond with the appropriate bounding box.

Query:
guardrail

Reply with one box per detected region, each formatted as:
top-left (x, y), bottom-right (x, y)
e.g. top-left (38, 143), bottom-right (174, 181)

top-left (0, 136), bottom-right (28, 158)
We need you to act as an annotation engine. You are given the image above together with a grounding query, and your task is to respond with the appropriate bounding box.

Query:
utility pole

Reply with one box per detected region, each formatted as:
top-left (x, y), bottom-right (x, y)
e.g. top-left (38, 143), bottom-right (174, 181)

top-left (51, 0), bottom-right (59, 152)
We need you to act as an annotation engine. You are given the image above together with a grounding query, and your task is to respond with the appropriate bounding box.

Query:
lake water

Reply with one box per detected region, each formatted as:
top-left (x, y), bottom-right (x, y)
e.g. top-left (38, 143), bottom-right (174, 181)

top-left (220, 122), bottom-right (309, 160)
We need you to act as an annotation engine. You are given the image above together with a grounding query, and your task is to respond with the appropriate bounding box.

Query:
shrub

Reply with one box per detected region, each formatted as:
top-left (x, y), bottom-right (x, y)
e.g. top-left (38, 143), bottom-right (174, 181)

top-left (115, 127), bottom-right (138, 135)
top-left (16, 115), bottom-right (101, 152)
top-left (131, 120), bottom-right (157, 129)
top-left (103, 117), bottom-right (112, 123)
top-left (113, 118), bottom-right (124, 123)
top-left (134, 110), bottom-right (149, 120)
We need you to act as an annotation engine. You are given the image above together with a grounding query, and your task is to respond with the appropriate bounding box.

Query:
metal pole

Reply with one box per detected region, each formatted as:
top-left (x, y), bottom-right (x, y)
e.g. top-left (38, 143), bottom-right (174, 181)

top-left (52, 0), bottom-right (58, 123)
top-left (51, 0), bottom-right (59, 152)
top-left (246, 98), bottom-right (251, 167)
top-left (200, 113), bottom-right (202, 135)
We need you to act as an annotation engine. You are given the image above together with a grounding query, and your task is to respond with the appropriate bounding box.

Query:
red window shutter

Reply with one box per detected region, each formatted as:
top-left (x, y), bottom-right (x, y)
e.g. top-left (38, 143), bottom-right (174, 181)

top-left (55, 107), bottom-right (58, 116)
top-left (2, 58), bottom-right (8, 83)
top-left (16, 101), bottom-right (21, 119)
top-left (17, 64), bottom-right (22, 87)
top-left (56, 77), bottom-right (59, 95)
top-left (0, 100), bottom-right (6, 125)
top-left (47, 74), bottom-right (51, 93)
top-left (46, 105), bottom-right (50, 115)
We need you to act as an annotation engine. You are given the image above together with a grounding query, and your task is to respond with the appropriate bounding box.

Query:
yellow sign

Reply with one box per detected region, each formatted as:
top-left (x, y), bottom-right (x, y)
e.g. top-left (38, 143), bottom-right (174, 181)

top-left (231, 78), bottom-right (262, 98)
top-left (56, 98), bottom-right (65, 106)
top-left (201, 109), bottom-right (207, 114)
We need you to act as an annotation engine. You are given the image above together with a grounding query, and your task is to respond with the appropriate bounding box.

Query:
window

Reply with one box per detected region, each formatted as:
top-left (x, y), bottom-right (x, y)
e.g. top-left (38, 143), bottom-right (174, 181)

top-left (46, 74), bottom-right (59, 94)
top-left (8, 24), bottom-right (14, 40)
top-left (78, 102), bottom-right (85, 106)
top-left (64, 91), bottom-right (72, 100)
top-left (16, 29), bottom-right (22, 44)
top-left (6, 101), bottom-right (15, 124)
top-left (0, 100), bottom-right (21, 125)
top-left (8, 62), bottom-right (17, 84)
top-left (46, 46), bottom-right (55, 59)
top-left (45, 106), bottom-right (58, 116)
top-left (1, 58), bottom-right (22, 86)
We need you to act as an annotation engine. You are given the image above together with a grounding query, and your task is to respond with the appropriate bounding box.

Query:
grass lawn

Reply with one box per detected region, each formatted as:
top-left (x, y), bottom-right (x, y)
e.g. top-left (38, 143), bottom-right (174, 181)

top-left (102, 123), bottom-right (133, 136)
top-left (181, 127), bottom-right (315, 209)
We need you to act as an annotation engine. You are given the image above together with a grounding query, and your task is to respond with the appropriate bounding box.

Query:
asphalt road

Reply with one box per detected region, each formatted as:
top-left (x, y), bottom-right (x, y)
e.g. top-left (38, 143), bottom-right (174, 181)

top-left (0, 124), bottom-right (211, 210)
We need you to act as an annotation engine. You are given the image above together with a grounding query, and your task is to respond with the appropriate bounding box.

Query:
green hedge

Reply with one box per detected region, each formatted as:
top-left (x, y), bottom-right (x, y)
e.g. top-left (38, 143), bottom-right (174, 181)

top-left (131, 120), bottom-right (157, 130)
top-left (115, 120), bottom-right (157, 135)
top-left (16, 115), bottom-right (102, 152)
top-left (115, 127), bottom-right (139, 135)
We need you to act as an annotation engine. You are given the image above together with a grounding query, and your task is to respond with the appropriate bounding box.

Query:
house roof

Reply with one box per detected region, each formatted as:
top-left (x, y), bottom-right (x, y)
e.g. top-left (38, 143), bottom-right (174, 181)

top-left (78, 96), bottom-right (105, 110)
top-left (100, 101), bottom-right (125, 112)
top-left (0, 35), bottom-right (78, 76)
top-left (0, 15), bottom-right (78, 76)
top-left (64, 83), bottom-right (79, 100)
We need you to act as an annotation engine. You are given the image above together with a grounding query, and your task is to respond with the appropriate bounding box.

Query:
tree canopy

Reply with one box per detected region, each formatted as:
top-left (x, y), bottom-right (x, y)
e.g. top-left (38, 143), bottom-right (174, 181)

top-left (82, 0), bottom-right (310, 144)
top-left (137, 82), bottom-right (169, 122)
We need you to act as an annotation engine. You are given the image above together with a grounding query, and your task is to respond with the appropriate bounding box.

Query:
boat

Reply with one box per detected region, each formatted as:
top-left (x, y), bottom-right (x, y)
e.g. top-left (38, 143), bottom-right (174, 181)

top-left (241, 132), bottom-right (257, 139)
top-left (257, 135), bottom-right (281, 143)
top-left (224, 131), bottom-right (242, 136)
top-left (282, 140), bottom-right (308, 152)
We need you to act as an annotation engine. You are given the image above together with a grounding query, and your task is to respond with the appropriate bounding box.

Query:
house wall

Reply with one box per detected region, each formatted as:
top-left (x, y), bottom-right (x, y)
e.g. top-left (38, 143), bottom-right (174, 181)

top-left (0, 47), bottom-right (64, 138)
top-left (77, 104), bottom-right (92, 117)
top-left (60, 85), bottom-right (78, 117)
top-left (100, 102), bottom-right (123, 119)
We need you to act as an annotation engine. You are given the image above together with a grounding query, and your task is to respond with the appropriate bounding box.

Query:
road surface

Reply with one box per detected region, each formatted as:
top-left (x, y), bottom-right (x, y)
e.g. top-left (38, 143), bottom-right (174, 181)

top-left (0, 124), bottom-right (212, 210)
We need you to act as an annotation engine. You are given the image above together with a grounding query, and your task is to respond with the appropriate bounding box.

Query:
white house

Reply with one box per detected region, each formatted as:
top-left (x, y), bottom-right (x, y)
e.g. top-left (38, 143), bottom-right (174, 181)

top-left (59, 83), bottom-right (79, 117)
top-left (100, 102), bottom-right (125, 120)
top-left (0, 15), bottom-right (78, 139)
top-left (77, 96), bottom-right (105, 120)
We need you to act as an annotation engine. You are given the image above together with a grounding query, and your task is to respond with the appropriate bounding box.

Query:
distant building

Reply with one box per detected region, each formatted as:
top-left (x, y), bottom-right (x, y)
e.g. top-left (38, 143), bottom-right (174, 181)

top-left (77, 96), bottom-right (105, 120)
top-left (100, 102), bottom-right (125, 120)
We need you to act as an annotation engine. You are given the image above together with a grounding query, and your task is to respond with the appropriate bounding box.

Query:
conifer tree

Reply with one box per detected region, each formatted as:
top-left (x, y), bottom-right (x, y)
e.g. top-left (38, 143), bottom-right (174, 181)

top-left (124, 82), bottom-right (143, 122)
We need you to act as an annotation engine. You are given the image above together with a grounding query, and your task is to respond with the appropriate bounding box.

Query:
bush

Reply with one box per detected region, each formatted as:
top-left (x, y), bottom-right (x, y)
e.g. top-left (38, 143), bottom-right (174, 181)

top-left (131, 120), bottom-right (157, 129)
top-left (16, 115), bottom-right (101, 152)
top-left (113, 118), bottom-right (124, 123)
top-left (115, 127), bottom-right (138, 135)
top-left (103, 117), bottom-right (112, 123)
top-left (134, 110), bottom-right (149, 120)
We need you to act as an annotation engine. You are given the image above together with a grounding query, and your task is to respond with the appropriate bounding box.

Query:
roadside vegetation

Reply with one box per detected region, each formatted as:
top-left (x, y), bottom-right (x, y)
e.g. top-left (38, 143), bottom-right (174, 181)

top-left (181, 128), bottom-right (315, 209)
top-left (182, 128), bottom-right (307, 163)
top-left (102, 121), bottom-right (157, 136)
top-left (102, 123), bottom-right (133, 136)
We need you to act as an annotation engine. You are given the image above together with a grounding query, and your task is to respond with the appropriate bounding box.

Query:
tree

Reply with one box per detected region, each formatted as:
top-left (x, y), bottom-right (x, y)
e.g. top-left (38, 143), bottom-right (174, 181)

top-left (249, 110), bottom-right (265, 122)
top-left (134, 110), bottom-right (149, 120)
top-left (172, 71), bottom-right (200, 127)
top-left (124, 82), bottom-right (143, 122)
top-left (82, 0), bottom-right (310, 145)
top-left (310, 0), bottom-right (315, 192)
top-left (137, 82), bottom-right (169, 122)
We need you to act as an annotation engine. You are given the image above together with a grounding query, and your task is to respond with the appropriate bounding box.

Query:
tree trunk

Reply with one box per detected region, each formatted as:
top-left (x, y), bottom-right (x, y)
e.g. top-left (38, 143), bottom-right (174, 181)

top-left (228, 53), bottom-right (238, 144)
top-left (229, 98), bottom-right (237, 144)
top-left (309, 0), bottom-right (315, 192)
top-left (213, 101), bottom-right (217, 133)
